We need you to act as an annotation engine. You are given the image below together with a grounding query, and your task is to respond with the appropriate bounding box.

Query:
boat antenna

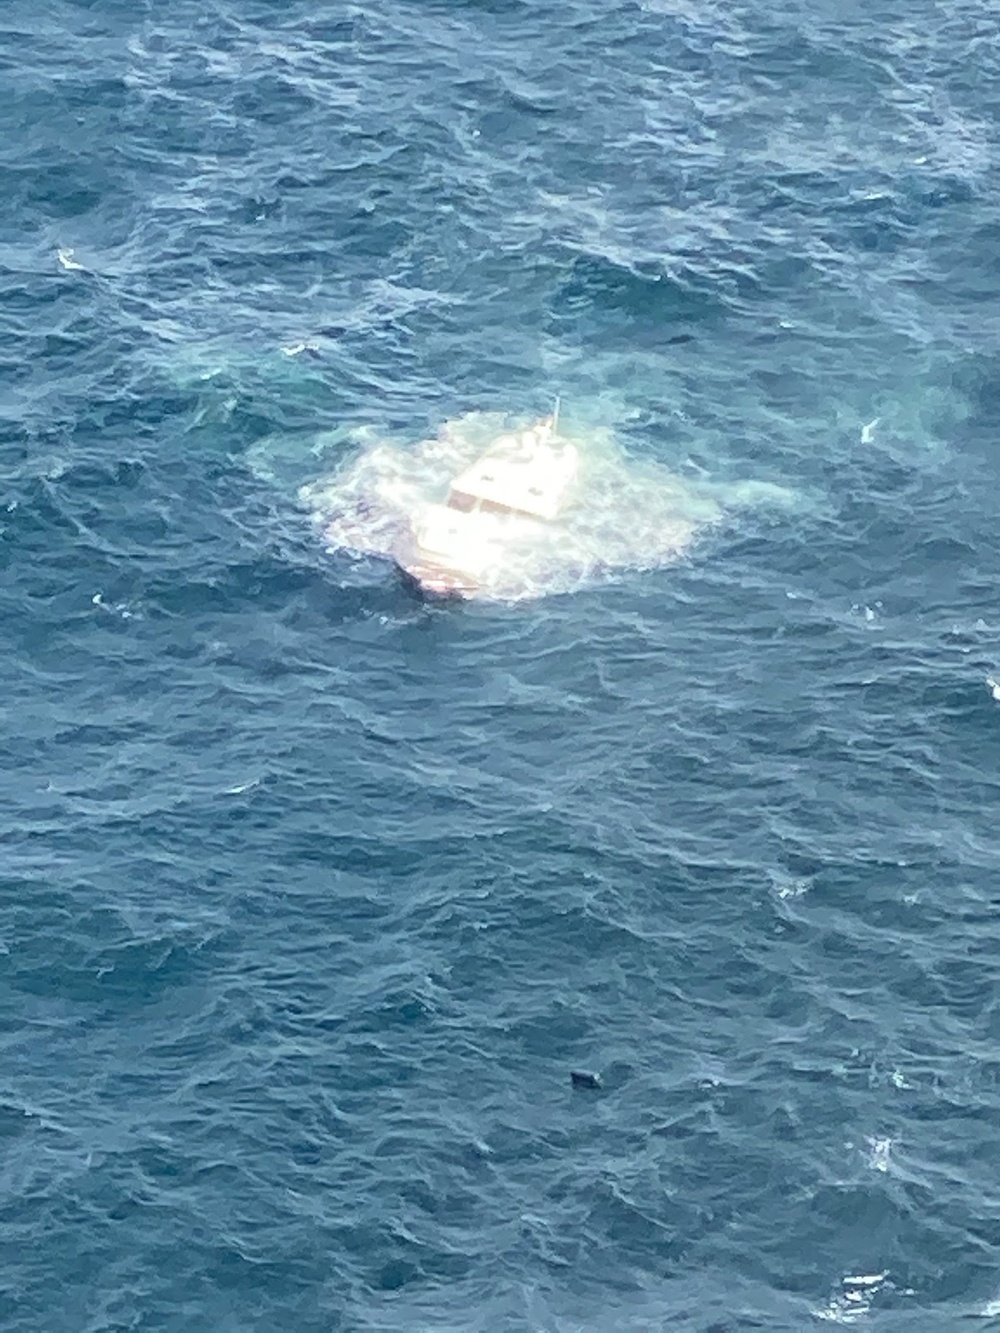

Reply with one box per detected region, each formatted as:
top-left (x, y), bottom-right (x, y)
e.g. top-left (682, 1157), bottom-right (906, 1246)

top-left (552, 396), bottom-right (561, 434)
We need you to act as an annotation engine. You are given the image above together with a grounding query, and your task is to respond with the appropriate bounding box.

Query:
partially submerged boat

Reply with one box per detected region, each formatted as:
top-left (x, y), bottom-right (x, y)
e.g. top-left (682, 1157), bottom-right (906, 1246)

top-left (304, 402), bottom-right (766, 601)
top-left (394, 406), bottom-right (579, 596)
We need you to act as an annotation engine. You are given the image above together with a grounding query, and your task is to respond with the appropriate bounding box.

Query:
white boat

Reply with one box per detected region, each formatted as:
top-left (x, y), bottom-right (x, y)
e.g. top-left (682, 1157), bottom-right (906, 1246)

top-left (394, 406), bottom-right (579, 596)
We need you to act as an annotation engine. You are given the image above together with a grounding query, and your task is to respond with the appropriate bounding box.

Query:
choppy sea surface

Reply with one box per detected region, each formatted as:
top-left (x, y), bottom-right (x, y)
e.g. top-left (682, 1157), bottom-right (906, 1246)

top-left (3, 0), bottom-right (1000, 1328)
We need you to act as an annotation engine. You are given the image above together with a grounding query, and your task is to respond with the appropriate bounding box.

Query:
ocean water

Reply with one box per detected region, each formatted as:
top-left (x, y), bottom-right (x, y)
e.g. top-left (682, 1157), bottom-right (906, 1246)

top-left (3, 0), bottom-right (1000, 1327)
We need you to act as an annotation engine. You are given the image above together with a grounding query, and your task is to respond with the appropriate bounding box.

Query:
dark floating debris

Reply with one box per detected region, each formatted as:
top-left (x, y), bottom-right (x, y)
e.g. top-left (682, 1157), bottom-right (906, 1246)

top-left (570, 1070), bottom-right (602, 1090)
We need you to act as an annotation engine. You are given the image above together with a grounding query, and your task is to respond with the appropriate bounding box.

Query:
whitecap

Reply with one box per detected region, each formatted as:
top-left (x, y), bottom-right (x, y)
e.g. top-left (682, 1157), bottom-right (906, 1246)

top-left (91, 592), bottom-right (138, 620)
top-left (866, 1136), bottom-right (892, 1173)
top-left (280, 341), bottom-right (321, 357)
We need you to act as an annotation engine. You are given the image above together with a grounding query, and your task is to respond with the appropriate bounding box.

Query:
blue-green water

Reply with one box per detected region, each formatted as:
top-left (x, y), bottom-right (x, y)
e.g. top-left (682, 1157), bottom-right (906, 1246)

top-left (4, 1), bottom-right (1000, 1328)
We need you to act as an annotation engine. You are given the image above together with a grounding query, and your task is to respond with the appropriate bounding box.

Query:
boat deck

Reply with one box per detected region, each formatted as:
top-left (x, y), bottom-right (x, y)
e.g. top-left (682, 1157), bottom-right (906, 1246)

top-left (447, 428), bottom-right (577, 522)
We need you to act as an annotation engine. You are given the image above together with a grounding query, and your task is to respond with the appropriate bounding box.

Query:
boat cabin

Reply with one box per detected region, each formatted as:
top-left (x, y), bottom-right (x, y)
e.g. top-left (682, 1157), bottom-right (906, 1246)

top-left (445, 423), bottom-right (577, 522)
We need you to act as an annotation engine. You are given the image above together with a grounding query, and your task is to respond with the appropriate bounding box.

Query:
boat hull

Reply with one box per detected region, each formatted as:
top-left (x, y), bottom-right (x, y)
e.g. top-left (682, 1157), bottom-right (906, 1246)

top-left (395, 557), bottom-right (478, 599)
